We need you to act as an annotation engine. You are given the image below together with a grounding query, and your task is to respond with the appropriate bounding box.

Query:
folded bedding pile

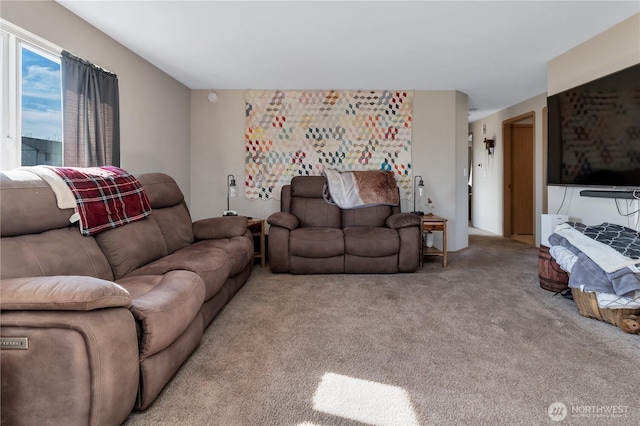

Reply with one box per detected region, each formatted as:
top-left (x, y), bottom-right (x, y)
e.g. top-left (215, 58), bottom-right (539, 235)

top-left (549, 222), bottom-right (640, 309)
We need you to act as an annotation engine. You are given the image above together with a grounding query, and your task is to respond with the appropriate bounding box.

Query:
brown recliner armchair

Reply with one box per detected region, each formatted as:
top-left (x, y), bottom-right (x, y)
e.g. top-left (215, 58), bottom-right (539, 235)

top-left (267, 176), bottom-right (420, 274)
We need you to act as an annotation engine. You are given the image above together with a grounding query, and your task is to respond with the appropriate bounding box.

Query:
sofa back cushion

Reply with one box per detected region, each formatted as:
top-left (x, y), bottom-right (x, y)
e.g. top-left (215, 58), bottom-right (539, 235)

top-left (0, 227), bottom-right (114, 280)
top-left (342, 204), bottom-right (395, 228)
top-left (0, 171), bottom-right (75, 237)
top-left (150, 205), bottom-right (194, 253)
top-left (137, 173), bottom-right (183, 208)
top-left (289, 176), bottom-right (341, 228)
top-left (95, 216), bottom-right (168, 279)
top-left (137, 173), bottom-right (194, 253)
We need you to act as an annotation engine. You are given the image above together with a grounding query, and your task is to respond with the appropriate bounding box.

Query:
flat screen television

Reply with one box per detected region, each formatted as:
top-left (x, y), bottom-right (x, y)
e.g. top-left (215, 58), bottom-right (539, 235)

top-left (547, 63), bottom-right (640, 189)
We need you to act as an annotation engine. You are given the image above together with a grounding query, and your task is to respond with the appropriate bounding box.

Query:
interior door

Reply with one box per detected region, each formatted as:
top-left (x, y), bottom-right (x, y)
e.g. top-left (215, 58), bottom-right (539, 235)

top-left (510, 124), bottom-right (534, 236)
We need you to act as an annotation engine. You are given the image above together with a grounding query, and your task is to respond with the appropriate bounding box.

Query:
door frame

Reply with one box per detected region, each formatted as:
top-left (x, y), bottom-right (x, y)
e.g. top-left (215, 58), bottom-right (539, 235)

top-left (502, 111), bottom-right (536, 240)
top-left (542, 106), bottom-right (548, 215)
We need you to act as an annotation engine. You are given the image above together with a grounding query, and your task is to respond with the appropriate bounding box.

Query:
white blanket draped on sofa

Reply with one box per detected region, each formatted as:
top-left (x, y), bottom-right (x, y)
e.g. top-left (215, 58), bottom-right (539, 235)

top-left (322, 169), bottom-right (400, 209)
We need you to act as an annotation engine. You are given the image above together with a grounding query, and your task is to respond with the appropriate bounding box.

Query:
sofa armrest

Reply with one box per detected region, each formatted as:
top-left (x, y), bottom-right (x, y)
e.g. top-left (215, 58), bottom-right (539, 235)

top-left (0, 276), bottom-right (131, 311)
top-left (386, 212), bottom-right (420, 229)
top-left (193, 216), bottom-right (248, 240)
top-left (267, 212), bottom-right (299, 231)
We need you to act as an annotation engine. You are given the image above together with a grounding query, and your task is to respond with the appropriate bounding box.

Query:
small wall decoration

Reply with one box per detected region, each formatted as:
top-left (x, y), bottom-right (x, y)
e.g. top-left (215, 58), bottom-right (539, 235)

top-left (244, 90), bottom-right (413, 200)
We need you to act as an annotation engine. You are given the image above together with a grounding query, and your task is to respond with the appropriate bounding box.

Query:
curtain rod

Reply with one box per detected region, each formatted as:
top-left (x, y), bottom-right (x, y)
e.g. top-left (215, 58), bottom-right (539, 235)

top-left (62, 50), bottom-right (117, 77)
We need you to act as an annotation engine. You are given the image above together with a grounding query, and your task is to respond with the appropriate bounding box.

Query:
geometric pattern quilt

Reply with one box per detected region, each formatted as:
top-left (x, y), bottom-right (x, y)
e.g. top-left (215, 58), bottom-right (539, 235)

top-left (245, 90), bottom-right (413, 201)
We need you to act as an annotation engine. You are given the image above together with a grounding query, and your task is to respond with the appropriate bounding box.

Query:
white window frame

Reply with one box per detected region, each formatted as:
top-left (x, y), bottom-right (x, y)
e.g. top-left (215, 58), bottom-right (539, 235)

top-left (1, 19), bottom-right (62, 171)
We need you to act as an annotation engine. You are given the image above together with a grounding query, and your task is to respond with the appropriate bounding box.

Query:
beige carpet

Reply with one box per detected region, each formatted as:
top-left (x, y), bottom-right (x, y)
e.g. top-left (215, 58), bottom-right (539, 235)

top-left (124, 235), bottom-right (640, 425)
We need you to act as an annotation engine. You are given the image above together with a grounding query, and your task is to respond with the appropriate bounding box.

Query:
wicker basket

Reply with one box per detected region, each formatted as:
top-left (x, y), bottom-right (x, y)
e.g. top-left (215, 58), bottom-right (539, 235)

top-left (538, 245), bottom-right (569, 292)
top-left (571, 288), bottom-right (640, 328)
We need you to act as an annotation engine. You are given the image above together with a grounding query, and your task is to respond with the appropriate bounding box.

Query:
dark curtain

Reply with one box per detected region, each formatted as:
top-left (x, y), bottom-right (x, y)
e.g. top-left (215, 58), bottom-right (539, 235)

top-left (61, 51), bottom-right (120, 167)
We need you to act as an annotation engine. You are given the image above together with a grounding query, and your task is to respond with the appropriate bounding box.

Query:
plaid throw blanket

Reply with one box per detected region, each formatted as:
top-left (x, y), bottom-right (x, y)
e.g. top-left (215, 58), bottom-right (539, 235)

top-left (49, 166), bottom-right (151, 236)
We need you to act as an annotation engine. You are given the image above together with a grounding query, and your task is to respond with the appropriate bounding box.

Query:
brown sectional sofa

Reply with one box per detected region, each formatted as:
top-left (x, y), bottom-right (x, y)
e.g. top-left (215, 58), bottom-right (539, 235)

top-left (267, 176), bottom-right (421, 274)
top-left (0, 171), bottom-right (254, 425)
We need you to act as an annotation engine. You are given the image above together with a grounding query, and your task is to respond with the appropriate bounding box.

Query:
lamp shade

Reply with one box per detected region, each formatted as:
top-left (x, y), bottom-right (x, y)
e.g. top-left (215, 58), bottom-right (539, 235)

top-left (228, 175), bottom-right (237, 197)
top-left (226, 174), bottom-right (238, 215)
top-left (412, 176), bottom-right (425, 215)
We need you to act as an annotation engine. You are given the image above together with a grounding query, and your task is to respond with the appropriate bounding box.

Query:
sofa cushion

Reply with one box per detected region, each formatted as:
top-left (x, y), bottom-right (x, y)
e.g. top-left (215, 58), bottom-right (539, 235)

top-left (290, 255), bottom-right (344, 274)
top-left (291, 198), bottom-right (342, 228)
top-left (95, 216), bottom-right (168, 279)
top-left (193, 216), bottom-right (248, 240)
top-left (289, 176), bottom-right (341, 228)
top-left (116, 271), bottom-right (205, 357)
top-left (202, 236), bottom-right (254, 276)
top-left (126, 241), bottom-right (233, 301)
top-left (344, 227), bottom-right (400, 257)
top-left (345, 254), bottom-right (398, 273)
top-left (136, 315), bottom-right (203, 410)
top-left (290, 175), bottom-right (326, 198)
top-left (137, 173), bottom-right (184, 209)
top-left (150, 204), bottom-right (194, 254)
top-left (290, 228), bottom-right (344, 258)
top-left (342, 205), bottom-right (394, 228)
top-left (0, 228), bottom-right (114, 281)
top-left (386, 213), bottom-right (421, 229)
top-left (266, 212), bottom-right (299, 231)
top-left (1, 276), bottom-right (131, 311)
top-left (0, 171), bottom-right (75, 237)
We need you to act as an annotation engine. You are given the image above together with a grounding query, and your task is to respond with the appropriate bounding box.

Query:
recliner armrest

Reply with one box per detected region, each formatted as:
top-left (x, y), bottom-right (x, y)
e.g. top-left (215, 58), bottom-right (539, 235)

top-left (193, 216), bottom-right (248, 240)
top-left (0, 276), bottom-right (131, 311)
top-left (267, 212), bottom-right (299, 230)
top-left (386, 213), bottom-right (420, 229)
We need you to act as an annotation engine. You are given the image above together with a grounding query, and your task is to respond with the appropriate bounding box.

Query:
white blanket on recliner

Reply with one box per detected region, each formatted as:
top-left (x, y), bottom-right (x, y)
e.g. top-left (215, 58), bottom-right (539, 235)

top-left (323, 169), bottom-right (399, 209)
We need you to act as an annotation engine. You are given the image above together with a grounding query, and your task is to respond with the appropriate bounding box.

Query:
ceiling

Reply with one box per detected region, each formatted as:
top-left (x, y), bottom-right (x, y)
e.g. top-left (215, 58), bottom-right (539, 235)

top-left (56, 1), bottom-right (639, 122)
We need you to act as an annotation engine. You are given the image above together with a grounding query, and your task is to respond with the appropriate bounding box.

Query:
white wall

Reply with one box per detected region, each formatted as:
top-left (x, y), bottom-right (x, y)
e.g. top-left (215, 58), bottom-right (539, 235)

top-left (1, 1), bottom-right (192, 203)
top-left (548, 14), bottom-right (640, 97)
top-left (547, 13), bottom-right (640, 228)
top-left (469, 13), bottom-right (640, 241)
top-left (454, 91), bottom-right (470, 250)
top-left (190, 90), bottom-right (279, 222)
top-left (191, 89), bottom-right (470, 251)
top-left (469, 93), bottom-right (547, 244)
top-left (411, 90), bottom-right (469, 251)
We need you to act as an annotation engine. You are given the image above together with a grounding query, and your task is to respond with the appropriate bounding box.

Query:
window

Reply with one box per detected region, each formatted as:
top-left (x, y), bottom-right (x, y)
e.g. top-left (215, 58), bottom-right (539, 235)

top-left (21, 45), bottom-right (62, 166)
top-left (1, 20), bottom-right (63, 170)
top-left (2, 20), bottom-right (120, 170)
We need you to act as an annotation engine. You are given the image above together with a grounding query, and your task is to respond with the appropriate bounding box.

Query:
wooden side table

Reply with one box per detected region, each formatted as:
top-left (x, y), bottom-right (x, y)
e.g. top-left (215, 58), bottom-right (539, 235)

top-left (247, 218), bottom-right (266, 268)
top-left (420, 214), bottom-right (447, 267)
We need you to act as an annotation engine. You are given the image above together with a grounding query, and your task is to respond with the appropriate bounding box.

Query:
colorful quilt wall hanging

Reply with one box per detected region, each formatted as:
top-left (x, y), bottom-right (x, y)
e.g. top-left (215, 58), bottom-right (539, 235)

top-left (244, 90), bottom-right (413, 201)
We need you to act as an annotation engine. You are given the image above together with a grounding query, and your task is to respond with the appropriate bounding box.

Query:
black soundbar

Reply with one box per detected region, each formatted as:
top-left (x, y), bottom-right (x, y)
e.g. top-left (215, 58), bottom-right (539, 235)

top-left (579, 190), bottom-right (639, 199)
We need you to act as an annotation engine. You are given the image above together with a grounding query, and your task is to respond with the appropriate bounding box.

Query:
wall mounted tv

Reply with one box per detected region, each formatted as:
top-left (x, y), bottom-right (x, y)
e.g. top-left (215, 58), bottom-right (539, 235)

top-left (547, 63), bottom-right (640, 189)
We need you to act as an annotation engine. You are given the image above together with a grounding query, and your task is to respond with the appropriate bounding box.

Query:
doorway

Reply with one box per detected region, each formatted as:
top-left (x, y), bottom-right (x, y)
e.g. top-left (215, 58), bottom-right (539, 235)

top-left (502, 112), bottom-right (535, 246)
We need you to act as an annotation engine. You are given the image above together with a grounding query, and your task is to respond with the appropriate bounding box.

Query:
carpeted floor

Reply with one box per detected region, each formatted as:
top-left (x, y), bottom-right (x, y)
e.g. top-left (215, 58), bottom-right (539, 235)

top-left (124, 234), bottom-right (640, 425)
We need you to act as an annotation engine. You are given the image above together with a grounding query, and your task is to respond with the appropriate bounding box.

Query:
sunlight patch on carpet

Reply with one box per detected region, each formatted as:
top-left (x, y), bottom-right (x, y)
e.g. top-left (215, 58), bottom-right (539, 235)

top-left (310, 372), bottom-right (419, 426)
